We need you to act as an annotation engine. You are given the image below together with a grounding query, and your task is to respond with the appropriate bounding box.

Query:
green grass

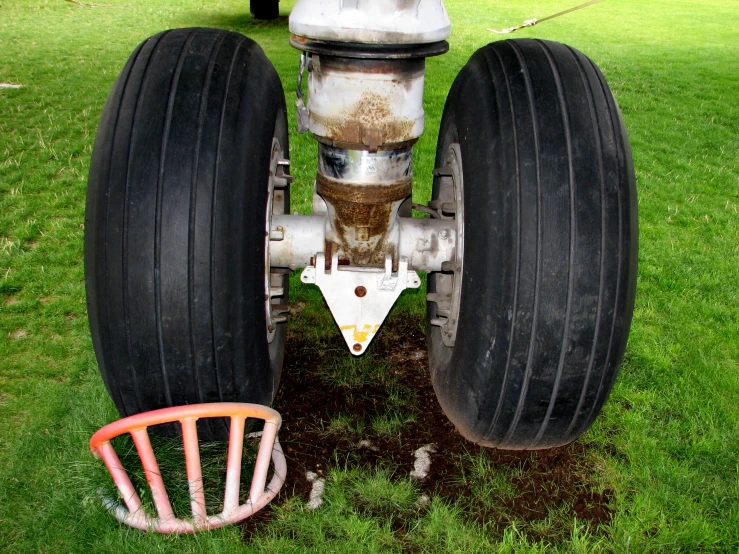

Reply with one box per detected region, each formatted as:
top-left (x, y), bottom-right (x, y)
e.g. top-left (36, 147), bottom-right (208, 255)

top-left (1, 0), bottom-right (738, 552)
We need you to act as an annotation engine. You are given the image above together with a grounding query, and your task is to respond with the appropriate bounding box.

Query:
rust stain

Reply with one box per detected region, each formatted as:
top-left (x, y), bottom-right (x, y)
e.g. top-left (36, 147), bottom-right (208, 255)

top-left (312, 91), bottom-right (416, 148)
top-left (317, 174), bottom-right (411, 266)
top-left (317, 174), bottom-right (411, 204)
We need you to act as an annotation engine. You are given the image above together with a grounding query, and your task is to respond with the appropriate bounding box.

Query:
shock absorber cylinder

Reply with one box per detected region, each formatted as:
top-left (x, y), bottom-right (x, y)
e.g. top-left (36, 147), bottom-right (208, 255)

top-left (289, 0), bottom-right (451, 269)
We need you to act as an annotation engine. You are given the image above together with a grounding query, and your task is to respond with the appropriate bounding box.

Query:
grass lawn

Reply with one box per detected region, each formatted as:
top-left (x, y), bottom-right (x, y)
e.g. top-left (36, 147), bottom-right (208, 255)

top-left (1, 0), bottom-right (737, 552)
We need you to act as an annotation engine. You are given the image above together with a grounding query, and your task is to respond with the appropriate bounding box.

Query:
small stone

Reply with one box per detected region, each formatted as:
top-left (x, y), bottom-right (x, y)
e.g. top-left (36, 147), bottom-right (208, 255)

top-left (305, 470), bottom-right (326, 510)
top-left (410, 444), bottom-right (437, 480)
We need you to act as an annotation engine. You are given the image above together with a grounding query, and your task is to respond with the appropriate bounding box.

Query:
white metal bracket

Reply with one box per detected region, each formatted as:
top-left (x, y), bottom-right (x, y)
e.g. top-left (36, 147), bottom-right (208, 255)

top-left (301, 253), bottom-right (421, 356)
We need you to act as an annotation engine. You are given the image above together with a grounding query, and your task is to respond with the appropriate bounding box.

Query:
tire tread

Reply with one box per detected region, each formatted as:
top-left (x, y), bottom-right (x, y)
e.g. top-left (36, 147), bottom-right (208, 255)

top-left (86, 29), bottom-right (288, 439)
top-left (428, 39), bottom-right (637, 449)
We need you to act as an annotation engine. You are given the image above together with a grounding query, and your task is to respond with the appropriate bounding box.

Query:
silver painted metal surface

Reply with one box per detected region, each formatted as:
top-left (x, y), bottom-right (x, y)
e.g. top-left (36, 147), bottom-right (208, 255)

top-left (289, 0), bottom-right (450, 45)
top-left (397, 217), bottom-right (456, 273)
top-left (268, 213), bottom-right (455, 274)
top-left (306, 56), bottom-right (426, 148)
top-left (269, 214), bottom-right (326, 270)
top-left (301, 253), bottom-right (421, 355)
top-left (318, 144), bottom-right (412, 183)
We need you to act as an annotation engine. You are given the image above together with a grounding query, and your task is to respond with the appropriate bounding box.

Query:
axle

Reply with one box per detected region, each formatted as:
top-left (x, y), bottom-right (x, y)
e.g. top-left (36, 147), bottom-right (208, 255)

top-left (269, 213), bottom-right (456, 273)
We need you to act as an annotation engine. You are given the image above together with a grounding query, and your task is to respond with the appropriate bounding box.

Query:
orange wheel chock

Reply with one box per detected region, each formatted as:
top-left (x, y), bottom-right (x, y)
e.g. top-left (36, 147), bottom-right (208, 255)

top-left (89, 402), bottom-right (286, 533)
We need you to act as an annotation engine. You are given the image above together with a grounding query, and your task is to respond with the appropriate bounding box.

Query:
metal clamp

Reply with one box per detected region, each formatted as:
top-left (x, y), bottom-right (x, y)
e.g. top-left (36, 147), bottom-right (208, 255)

top-left (296, 52), bottom-right (311, 134)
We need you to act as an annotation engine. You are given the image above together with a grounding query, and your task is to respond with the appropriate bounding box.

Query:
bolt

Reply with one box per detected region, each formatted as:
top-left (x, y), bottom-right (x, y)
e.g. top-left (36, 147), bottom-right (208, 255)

top-left (355, 286), bottom-right (367, 297)
top-left (353, 343), bottom-right (362, 352)
top-left (439, 229), bottom-right (449, 239)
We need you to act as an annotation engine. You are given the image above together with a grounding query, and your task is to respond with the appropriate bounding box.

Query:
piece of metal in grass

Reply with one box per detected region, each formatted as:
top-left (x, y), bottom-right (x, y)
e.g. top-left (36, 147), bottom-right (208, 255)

top-left (0, 83), bottom-right (23, 89)
top-left (89, 402), bottom-right (286, 533)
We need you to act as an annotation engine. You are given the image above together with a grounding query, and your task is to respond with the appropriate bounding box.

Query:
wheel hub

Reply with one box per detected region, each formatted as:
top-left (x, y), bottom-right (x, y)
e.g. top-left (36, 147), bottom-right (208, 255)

top-left (428, 141), bottom-right (464, 347)
top-left (265, 139), bottom-right (293, 343)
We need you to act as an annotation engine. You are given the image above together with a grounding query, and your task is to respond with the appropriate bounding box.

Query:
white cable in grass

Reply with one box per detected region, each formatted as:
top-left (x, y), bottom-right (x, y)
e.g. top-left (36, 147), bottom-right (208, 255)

top-left (410, 444), bottom-right (437, 480)
top-left (305, 471), bottom-right (325, 510)
top-left (0, 83), bottom-right (23, 89)
top-left (489, 0), bottom-right (606, 34)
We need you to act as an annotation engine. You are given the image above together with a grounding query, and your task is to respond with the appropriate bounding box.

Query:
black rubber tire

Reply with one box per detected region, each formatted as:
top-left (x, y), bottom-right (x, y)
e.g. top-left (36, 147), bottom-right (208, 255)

top-left (250, 0), bottom-right (280, 20)
top-left (85, 28), bottom-right (289, 439)
top-left (428, 39), bottom-right (638, 450)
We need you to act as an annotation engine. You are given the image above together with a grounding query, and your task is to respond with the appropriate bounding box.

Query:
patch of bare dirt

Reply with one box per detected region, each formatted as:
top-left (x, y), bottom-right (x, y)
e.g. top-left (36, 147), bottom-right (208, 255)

top-left (244, 313), bottom-right (613, 542)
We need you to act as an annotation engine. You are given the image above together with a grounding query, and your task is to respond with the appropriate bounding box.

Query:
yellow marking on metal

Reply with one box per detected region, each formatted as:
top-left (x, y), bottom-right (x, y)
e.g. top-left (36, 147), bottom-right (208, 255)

top-left (339, 323), bottom-right (378, 343)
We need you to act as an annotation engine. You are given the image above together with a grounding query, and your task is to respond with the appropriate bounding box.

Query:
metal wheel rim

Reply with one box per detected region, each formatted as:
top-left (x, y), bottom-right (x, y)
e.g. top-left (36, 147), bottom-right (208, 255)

top-left (431, 140), bottom-right (464, 347)
top-left (265, 137), bottom-right (288, 343)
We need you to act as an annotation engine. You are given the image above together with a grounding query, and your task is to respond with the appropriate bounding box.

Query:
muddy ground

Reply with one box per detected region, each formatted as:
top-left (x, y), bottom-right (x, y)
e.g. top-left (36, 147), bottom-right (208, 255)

top-left (243, 311), bottom-right (614, 543)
